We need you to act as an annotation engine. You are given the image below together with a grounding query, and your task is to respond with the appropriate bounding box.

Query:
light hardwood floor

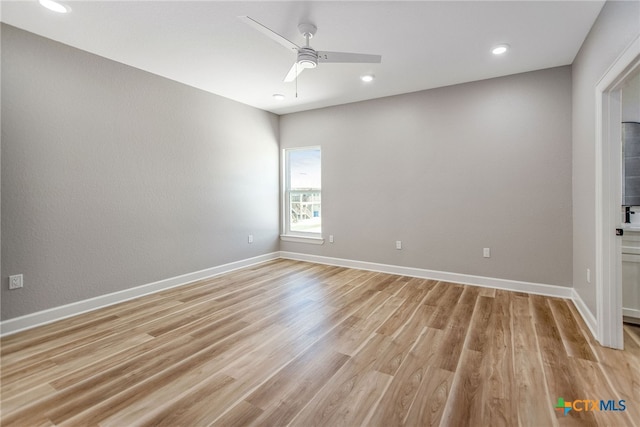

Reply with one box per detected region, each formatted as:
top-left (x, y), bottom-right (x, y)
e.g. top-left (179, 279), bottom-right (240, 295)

top-left (1, 259), bottom-right (639, 426)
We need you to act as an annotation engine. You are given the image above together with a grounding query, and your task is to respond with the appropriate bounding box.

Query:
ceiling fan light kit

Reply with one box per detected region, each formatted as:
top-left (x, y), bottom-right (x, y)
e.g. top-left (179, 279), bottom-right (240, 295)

top-left (240, 16), bottom-right (381, 84)
top-left (297, 48), bottom-right (318, 69)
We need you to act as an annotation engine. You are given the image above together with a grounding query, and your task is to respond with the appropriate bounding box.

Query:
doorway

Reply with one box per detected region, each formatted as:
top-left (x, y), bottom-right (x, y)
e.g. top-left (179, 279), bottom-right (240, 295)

top-left (596, 35), bottom-right (640, 349)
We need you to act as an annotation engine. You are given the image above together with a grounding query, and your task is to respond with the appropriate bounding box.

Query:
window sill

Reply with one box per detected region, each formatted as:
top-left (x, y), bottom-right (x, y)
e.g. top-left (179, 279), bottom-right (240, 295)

top-left (280, 235), bottom-right (325, 245)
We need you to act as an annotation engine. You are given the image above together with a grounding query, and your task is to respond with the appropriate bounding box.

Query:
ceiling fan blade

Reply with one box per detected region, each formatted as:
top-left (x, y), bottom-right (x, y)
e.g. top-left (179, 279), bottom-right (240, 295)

top-left (317, 51), bottom-right (382, 64)
top-left (284, 62), bottom-right (304, 82)
top-left (238, 16), bottom-right (300, 52)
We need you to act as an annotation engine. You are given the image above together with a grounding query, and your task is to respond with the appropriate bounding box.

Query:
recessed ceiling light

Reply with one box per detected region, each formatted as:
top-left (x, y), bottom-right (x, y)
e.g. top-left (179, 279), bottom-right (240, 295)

top-left (492, 44), bottom-right (510, 55)
top-left (272, 94), bottom-right (285, 101)
top-left (361, 75), bottom-right (374, 82)
top-left (39, 0), bottom-right (70, 13)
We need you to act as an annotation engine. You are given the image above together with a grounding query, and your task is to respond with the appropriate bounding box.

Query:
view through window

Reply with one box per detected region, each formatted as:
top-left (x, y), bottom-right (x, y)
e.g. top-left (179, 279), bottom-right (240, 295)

top-left (285, 147), bottom-right (321, 235)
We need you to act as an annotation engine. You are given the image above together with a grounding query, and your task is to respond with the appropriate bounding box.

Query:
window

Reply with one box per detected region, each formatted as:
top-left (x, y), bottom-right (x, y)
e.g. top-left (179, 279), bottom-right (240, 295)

top-left (283, 147), bottom-right (321, 239)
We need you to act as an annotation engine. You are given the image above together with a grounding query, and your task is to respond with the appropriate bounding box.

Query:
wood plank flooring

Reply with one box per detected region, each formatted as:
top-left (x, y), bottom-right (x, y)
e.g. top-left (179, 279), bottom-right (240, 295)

top-left (1, 259), bottom-right (639, 426)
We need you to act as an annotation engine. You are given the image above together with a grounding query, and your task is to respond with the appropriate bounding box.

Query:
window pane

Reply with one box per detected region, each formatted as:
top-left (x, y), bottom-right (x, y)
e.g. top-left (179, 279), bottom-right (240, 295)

top-left (289, 148), bottom-right (321, 190)
top-left (290, 190), bottom-right (321, 233)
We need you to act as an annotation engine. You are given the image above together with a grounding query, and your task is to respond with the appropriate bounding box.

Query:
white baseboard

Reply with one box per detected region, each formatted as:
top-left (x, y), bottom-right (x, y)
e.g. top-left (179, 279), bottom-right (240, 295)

top-left (279, 251), bottom-right (574, 299)
top-left (0, 252), bottom-right (280, 337)
top-left (571, 288), bottom-right (598, 339)
top-left (623, 307), bottom-right (640, 320)
top-left (0, 251), bottom-right (585, 338)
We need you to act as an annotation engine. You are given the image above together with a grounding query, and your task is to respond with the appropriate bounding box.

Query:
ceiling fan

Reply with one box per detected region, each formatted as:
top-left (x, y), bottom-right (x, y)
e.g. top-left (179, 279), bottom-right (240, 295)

top-left (239, 16), bottom-right (382, 82)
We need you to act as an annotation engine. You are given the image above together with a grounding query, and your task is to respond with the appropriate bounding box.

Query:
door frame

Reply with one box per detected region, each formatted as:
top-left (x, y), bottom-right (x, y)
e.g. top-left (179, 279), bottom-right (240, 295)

top-left (595, 35), bottom-right (640, 349)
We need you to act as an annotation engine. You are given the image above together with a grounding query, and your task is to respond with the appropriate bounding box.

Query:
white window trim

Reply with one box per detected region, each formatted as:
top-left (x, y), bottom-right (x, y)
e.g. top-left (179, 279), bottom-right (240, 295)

top-left (280, 234), bottom-right (325, 245)
top-left (281, 146), bottom-right (323, 244)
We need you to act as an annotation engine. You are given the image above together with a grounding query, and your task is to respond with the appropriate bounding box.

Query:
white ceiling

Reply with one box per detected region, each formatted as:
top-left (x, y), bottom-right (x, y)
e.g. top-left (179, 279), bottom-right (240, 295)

top-left (1, 1), bottom-right (605, 115)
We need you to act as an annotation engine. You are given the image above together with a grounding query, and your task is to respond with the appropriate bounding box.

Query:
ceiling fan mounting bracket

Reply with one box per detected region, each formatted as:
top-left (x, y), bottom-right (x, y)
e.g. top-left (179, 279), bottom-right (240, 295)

top-left (297, 23), bottom-right (317, 39)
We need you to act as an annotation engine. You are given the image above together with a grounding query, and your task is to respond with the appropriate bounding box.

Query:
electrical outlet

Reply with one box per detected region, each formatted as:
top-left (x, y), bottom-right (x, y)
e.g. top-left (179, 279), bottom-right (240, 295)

top-left (248, 234), bottom-right (254, 244)
top-left (9, 274), bottom-right (23, 290)
top-left (587, 268), bottom-right (591, 283)
top-left (396, 240), bottom-right (402, 250)
top-left (483, 248), bottom-right (491, 258)
top-left (329, 235), bottom-right (334, 243)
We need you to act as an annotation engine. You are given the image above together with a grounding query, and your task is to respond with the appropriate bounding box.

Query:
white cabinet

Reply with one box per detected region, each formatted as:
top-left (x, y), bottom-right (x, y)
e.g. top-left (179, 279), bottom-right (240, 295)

top-left (622, 231), bottom-right (640, 321)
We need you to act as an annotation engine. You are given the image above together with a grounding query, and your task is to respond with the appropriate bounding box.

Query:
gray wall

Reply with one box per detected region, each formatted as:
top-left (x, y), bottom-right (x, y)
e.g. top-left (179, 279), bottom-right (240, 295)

top-left (622, 71), bottom-right (640, 123)
top-left (8, 3), bottom-right (634, 322)
top-left (572, 0), bottom-right (640, 314)
top-left (1, 24), bottom-right (280, 320)
top-left (280, 66), bottom-right (573, 287)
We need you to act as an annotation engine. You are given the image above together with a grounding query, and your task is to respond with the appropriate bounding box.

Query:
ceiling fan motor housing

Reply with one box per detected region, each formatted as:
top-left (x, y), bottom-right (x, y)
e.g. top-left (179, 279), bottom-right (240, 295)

top-left (297, 47), bottom-right (318, 68)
